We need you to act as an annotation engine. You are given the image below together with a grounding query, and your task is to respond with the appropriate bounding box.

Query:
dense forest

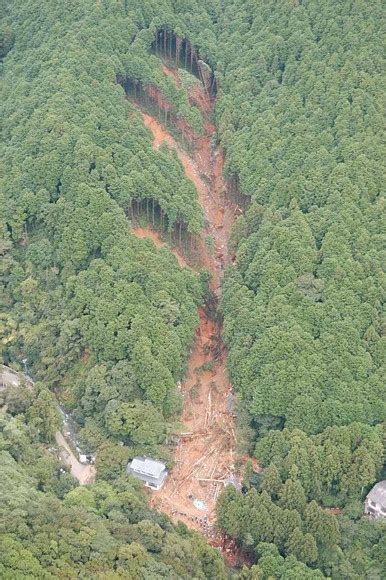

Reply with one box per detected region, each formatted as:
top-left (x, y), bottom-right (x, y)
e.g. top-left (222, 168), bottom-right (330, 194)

top-left (1, 0), bottom-right (211, 467)
top-left (0, 404), bottom-right (226, 578)
top-left (216, 1), bottom-right (385, 577)
top-left (219, 0), bottom-right (385, 437)
top-left (1, 0), bottom-right (385, 578)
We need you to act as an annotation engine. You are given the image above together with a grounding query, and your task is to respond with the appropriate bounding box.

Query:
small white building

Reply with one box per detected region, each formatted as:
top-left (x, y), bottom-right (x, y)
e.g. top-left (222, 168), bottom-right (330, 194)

top-left (127, 456), bottom-right (168, 491)
top-left (365, 480), bottom-right (386, 519)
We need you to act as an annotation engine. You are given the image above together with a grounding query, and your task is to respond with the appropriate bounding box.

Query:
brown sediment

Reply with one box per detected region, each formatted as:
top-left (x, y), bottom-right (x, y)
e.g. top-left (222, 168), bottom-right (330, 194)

top-left (141, 108), bottom-right (234, 295)
top-left (162, 64), bottom-right (181, 88)
top-left (131, 65), bottom-right (242, 535)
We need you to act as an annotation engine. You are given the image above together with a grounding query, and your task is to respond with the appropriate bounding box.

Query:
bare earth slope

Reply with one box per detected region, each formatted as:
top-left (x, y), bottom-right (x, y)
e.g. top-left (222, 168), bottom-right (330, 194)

top-left (132, 68), bottom-right (238, 533)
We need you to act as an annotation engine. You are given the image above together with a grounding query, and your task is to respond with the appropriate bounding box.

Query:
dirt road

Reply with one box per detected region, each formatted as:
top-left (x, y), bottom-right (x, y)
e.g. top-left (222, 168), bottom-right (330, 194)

top-left (133, 66), bottom-right (239, 532)
top-left (55, 431), bottom-right (96, 485)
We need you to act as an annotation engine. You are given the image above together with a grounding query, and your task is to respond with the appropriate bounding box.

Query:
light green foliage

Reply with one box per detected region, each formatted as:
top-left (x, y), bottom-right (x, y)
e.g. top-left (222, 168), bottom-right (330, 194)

top-left (216, 486), bottom-right (325, 567)
top-left (216, 480), bottom-right (385, 578)
top-left (216, 4), bottom-right (385, 572)
top-left (1, 0), bottom-right (385, 577)
top-left (104, 400), bottom-right (166, 446)
top-left (1, 0), bottom-right (207, 461)
top-left (0, 412), bottom-right (227, 578)
top-left (217, 426), bottom-right (384, 576)
top-left (0, 3), bottom-right (227, 575)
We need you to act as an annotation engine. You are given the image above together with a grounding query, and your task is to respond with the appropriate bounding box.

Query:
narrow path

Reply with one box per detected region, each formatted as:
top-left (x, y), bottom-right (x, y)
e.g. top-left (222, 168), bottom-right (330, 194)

top-left (133, 68), bottom-right (239, 532)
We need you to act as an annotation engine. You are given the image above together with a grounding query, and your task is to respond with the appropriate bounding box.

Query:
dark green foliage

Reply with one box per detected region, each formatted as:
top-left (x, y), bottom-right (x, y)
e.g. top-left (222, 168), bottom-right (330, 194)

top-left (1, 0), bottom-right (209, 459)
top-left (215, 3), bottom-right (385, 576)
top-left (240, 553), bottom-right (324, 579)
top-left (217, 480), bottom-right (385, 578)
top-left (1, 0), bottom-right (385, 577)
top-left (0, 447), bottom-right (226, 578)
top-left (0, 2), bottom-right (228, 577)
top-left (255, 424), bottom-right (384, 504)
top-left (217, 485), bottom-right (325, 565)
top-left (219, 0), bottom-right (385, 434)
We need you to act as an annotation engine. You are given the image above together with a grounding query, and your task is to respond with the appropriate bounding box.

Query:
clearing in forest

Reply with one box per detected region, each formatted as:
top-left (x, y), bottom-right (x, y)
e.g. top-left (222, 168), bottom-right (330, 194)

top-left (131, 64), bottom-right (240, 533)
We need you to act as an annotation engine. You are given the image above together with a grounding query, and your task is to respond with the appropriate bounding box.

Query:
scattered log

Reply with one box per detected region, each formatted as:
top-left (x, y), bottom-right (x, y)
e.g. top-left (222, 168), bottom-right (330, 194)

top-left (197, 478), bottom-right (226, 483)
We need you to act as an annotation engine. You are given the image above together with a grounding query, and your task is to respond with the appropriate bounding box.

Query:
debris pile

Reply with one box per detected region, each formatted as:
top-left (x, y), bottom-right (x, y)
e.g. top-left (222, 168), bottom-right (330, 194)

top-left (132, 62), bottom-right (243, 539)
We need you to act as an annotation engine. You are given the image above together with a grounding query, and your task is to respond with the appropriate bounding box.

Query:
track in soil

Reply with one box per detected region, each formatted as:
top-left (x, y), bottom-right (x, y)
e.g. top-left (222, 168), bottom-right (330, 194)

top-left (131, 65), bottom-right (239, 534)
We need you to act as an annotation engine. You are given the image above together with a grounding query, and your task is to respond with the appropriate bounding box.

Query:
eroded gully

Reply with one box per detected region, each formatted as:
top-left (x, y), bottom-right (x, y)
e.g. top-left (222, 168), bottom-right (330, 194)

top-left (132, 71), bottom-right (239, 534)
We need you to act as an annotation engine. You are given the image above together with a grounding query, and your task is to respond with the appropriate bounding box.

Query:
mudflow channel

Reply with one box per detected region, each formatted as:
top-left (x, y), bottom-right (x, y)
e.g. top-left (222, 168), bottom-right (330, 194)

top-left (132, 67), bottom-right (239, 534)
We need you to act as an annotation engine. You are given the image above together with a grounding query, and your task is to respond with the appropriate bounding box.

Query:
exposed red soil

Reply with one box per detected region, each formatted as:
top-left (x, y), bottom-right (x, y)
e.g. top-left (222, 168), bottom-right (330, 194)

top-left (149, 303), bottom-right (239, 533)
top-left (141, 108), bottom-right (235, 296)
top-left (162, 60), bottom-right (211, 116)
top-left (189, 82), bottom-right (213, 116)
top-left (132, 225), bottom-right (188, 269)
top-left (162, 64), bottom-right (181, 88)
top-left (210, 534), bottom-right (255, 569)
top-left (146, 85), bottom-right (196, 147)
top-left (132, 65), bottom-right (243, 540)
top-left (146, 85), bottom-right (173, 114)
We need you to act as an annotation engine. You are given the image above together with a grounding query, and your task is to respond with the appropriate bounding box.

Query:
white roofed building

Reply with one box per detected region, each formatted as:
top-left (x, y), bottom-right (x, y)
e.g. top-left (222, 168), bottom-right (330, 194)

top-left (365, 480), bottom-right (386, 519)
top-left (127, 456), bottom-right (168, 490)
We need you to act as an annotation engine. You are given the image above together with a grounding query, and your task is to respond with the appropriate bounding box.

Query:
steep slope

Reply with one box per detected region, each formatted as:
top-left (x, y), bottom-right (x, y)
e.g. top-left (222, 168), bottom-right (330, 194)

top-left (129, 67), bottom-right (238, 532)
top-left (1, 0), bottom-right (385, 577)
top-left (1, 1), bottom-right (206, 472)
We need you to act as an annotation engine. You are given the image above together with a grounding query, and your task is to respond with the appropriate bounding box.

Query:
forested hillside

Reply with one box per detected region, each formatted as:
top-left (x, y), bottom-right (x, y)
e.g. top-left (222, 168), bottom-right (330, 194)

top-left (0, 405), bottom-right (226, 578)
top-left (1, 0), bottom-right (213, 466)
top-left (215, 1), bottom-right (385, 577)
top-left (217, 423), bottom-right (385, 577)
top-left (1, 0), bottom-right (385, 578)
top-left (216, 1), bottom-right (385, 576)
top-left (219, 0), bottom-right (385, 435)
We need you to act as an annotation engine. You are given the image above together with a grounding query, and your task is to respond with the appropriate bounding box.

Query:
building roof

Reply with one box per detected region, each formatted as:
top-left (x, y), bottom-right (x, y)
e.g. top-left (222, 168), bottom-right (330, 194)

top-left (128, 456), bottom-right (166, 479)
top-left (366, 481), bottom-right (386, 506)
